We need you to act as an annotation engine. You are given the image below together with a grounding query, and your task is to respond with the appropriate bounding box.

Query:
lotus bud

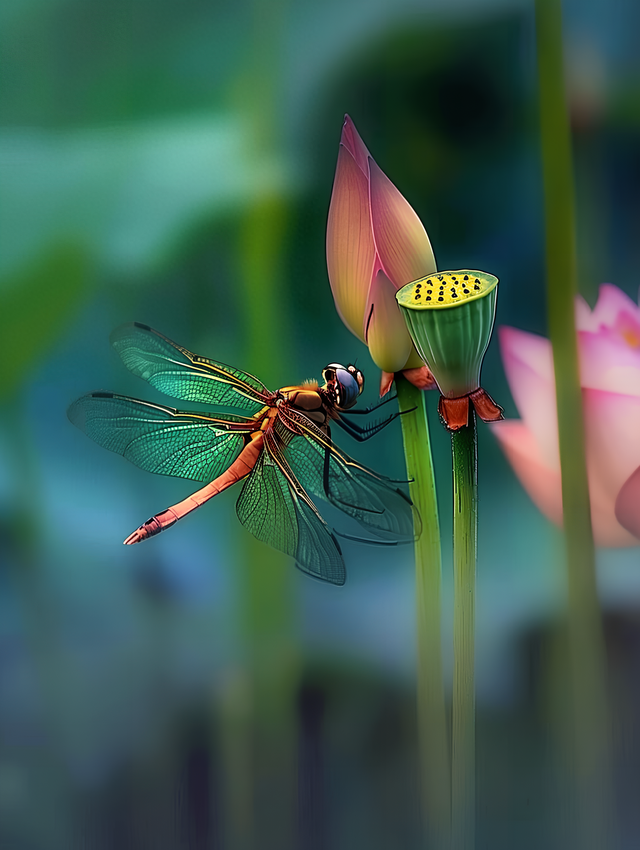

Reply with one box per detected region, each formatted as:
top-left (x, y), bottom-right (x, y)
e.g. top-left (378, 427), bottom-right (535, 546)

top-left (326, 115), bottom-right (437, 385)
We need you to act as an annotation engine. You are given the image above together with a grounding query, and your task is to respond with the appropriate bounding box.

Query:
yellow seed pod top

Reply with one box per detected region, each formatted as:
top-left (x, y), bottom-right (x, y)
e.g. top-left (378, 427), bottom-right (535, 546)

top-left (396, 269), bottom-right (498, 310)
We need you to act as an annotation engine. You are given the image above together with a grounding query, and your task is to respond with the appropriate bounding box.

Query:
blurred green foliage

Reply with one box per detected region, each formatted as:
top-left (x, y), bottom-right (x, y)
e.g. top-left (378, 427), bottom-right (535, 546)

top-left (0, 243), bottom-right (88, 397)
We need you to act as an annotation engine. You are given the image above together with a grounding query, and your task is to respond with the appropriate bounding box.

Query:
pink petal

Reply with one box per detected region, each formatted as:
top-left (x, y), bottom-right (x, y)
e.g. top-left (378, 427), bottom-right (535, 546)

top-left (575, 294), bottom-right (594, 331)
top-left (578, 329), bottom-right (640, 396)
top-left (498, 327), bottom-right (559, 467)
top-left (492, 419), bottom-right (637, 547)
top-left (611, 309), bottom-right (640, 349)
top-left (365, 270), bottom-right (413, 373)
top-left (491, 420), bottom-right (563, 526)
top-left (590, 283), bottom-right (640, 330)
top-left (378, 362), bottom-right (437, 397)
top-left (368, 156), bottom-right (436, 289)
top-left (379, 371), bottom-right (395, 397)
top-left (615, 465), bottom-right (640, 541)
top-left (326, 144), bottom-right (376, 341)
top-left (402, 365), bottom-right (438, 391)
top-left (340, 115), bottom-right (371, 177)
top-left (582, 387), bottom-right (640, 544)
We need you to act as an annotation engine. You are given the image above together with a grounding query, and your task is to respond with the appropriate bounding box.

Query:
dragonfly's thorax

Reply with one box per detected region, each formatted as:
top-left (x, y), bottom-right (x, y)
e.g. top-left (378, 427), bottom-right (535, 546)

top-left (281, 387), bottom-right (329, 427)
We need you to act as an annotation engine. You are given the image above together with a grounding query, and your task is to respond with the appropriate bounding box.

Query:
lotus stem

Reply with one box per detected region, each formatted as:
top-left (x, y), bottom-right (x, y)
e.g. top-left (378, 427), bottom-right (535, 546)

top-left (450, 411), bottom-right (477, 850)
top-left (535, 0), bottom-right (614, 847)
top-left (396, 375), bottom-right (450, 850)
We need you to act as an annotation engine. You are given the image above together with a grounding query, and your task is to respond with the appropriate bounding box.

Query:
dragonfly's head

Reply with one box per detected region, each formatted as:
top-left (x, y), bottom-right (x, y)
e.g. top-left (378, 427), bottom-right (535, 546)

top-left (322, 363), bottom-right (364, 410)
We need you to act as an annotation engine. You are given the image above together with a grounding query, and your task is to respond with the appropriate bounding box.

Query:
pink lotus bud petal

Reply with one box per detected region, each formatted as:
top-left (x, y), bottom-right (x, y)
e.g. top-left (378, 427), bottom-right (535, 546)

top-left (379, 361), bottom-right (436, 397)
top-left (368, 156), bottom-right (436, 288)
top-left (615, 465), bottom-right (640, 541)
top-left (498, 326), bottom-right (559, 467)
top-left (326, 144), bottom-right (376, 341)
top-left (402, 365), bottom-right (438, 391)
top-left (402, 348), bottom-right (426, 370)
top-left (365, 270), bottom-right (413, 372)
top-left (340, 114), bottom-right (371, 176)
top-left (379, 371), bottom-right (395, 397)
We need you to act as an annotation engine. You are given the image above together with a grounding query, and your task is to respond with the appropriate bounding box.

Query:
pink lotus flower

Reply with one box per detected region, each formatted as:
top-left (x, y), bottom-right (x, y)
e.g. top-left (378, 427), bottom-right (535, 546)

top-left (326, 115), bottom-right (437, 395)
top-left (492, 283), bottom-right (640, 546)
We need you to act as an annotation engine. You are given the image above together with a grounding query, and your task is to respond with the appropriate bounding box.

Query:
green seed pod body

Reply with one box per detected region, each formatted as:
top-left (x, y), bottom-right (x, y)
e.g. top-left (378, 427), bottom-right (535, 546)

top-left (396, 270), bottom-right (498, 398)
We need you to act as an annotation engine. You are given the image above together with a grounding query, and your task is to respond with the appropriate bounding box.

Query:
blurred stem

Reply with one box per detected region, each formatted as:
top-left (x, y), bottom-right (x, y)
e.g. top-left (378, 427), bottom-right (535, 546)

top-left (218, 670), bottom-right (254, 850)
top-left (535, 1), bottom-right (613, 848)
top-left (396, 376), bottom-right (450, 850)
top-left (233, 192), bottom-right (298, 850)
top-left (225, 2), bottom-right (295, 840)
top-left (450, 413), bottom-right (477, 850)
top-left (242, 194), bottom-right (290, 375)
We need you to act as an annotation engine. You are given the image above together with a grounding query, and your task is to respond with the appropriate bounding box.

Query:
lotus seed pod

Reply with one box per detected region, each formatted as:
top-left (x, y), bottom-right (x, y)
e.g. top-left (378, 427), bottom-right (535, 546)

top-left (396, 270), bottom-right (503, 430)
top-left (396, 270), bottom-right (498, 397)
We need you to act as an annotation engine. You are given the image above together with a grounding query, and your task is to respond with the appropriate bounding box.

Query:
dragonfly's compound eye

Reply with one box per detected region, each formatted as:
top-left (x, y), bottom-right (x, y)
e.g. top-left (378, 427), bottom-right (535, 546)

top-left (322, 362), bottom-right (364, 409)
top-left (335, 367), bottom-right (362, 409)
top-left (347, 364), bottom-right (364, 393)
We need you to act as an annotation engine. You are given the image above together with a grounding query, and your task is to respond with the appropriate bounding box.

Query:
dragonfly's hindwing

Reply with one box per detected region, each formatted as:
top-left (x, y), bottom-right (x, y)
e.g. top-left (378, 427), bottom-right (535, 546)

top-left (236, 436), bottom-right (346, 585)
top-left (280, 409), bottom-right (417, 541)
top-left (68, 393), bottom-right (253, 482)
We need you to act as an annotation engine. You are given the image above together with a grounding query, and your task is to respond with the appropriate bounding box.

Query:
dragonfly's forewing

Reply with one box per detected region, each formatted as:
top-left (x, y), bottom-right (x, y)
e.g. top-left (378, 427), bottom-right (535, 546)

top-left (110, 323), bottom-right (269, 411)
top-left (235, 430), bottom-right (346, 586)
top-left (279, 408), bottom-right (418, 541)
top-left (68, 393), bottom-right (254, 482)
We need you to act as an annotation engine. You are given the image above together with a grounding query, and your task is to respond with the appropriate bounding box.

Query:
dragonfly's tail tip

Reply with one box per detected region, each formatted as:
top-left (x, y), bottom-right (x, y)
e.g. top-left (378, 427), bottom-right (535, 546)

top-left (122, 525), bottom-right (149, 546)
top-left (123, 528), bottom-right (144, 545)
top-left (123, 515), bottom-right (168, 545)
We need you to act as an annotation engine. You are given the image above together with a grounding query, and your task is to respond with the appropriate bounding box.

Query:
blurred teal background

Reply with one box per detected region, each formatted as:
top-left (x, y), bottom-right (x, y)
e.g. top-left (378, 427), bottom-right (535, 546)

top-left (1, 0), bottom-right (640, 848)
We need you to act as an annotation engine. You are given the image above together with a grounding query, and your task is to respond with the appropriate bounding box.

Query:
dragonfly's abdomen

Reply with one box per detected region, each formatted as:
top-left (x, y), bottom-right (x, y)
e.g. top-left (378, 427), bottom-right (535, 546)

top-left (124, 434), bottom-right (264, 544)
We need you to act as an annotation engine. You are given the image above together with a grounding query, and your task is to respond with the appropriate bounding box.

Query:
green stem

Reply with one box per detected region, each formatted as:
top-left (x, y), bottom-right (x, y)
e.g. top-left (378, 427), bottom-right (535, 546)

top-left (535, 1), bottom-right (613, 847)
top-left (451, 412), bottom-right (477, 850)
top-left (396, 375), bottom-right (450, 850)
top-left (234, 193), bottom-right (298, 850)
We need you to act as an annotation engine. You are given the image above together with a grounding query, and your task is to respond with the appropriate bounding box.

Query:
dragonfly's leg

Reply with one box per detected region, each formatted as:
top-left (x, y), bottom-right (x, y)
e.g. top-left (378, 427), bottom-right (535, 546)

top-left (334, 412), bottom-right (405, 442)
top-left (333, 418), bottom-right (369, 442)
top-left (124, 434), bottom-right (263, 544)
top-left (320, 429), bottom-right (383, 513)
top-left (323, 427), bottom-right (332, 498)
top-left (333, 418), bottom-right (375, 442)
top-left (343, 394), bottom-right (398, 415)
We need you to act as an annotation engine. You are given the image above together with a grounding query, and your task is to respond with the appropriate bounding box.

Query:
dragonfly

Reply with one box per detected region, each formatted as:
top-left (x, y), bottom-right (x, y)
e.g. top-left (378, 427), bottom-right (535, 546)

top-left (68, 323), bottom-right (417, 585)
